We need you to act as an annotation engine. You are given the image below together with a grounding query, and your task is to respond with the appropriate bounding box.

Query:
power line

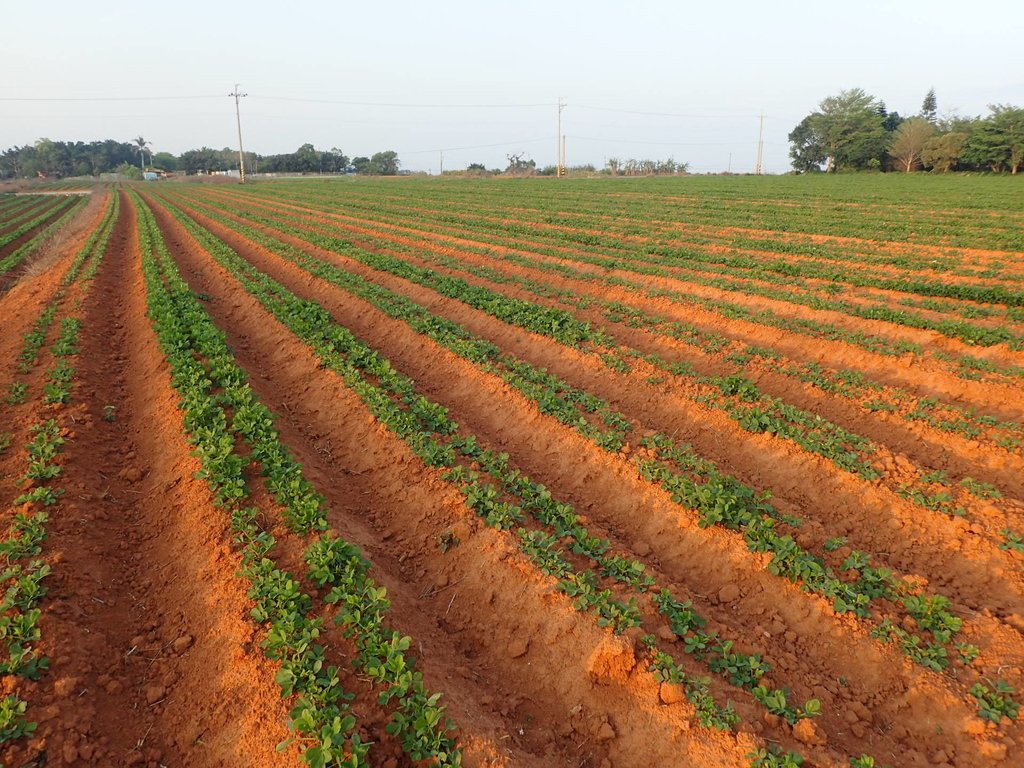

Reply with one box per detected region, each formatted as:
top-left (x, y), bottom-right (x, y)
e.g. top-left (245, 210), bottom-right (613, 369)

top-left (573, 104), bottom-right (764, 119)
top-left (400, 137), bottom-right (549, 155)
top-left (569, 135), bottom-right (740, 147)
top-left (253, 95), bottom-right (554, 109)
top-left (0, 95), bottom-right (223, 102)
top-left (0, 93), bottom-right (554, 109)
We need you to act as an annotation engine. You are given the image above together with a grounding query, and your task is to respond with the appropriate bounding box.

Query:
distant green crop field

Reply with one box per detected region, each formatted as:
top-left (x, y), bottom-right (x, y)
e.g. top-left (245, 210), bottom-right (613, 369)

top-left (237, 173), bottom-right (1024, 251)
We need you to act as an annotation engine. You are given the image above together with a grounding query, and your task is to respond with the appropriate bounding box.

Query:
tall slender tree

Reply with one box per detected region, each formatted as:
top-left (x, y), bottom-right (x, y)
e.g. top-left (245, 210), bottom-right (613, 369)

top-left (133, 136), bottom-right (151, 170)
top-left (921, 88), bottom-right (938, 124)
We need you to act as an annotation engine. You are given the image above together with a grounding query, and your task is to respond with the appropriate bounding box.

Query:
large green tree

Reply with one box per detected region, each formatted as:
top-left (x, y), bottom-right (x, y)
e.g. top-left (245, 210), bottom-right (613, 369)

top-left (152, 151), bottom-right (178, 171)
top-left (922, 132), bottom-right (968, 172)
top-left (962, 105), bottom-right (1024, 174)
top-left (179, 146), bottom-right (231, 174)
top-left (366, 150), bottom-right (400, 175)
top-left (788, 89), bottom-right (889, 172)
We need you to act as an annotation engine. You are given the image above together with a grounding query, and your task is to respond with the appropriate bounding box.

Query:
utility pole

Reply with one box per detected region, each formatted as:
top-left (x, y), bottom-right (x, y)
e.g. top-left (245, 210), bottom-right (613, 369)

top-left (754, 113), bottom-right (765, 175)
top-left (562, 135), bottom-right (566, 175)
top-left (439, 150), bottom-right (444, 177)
top-left (229, 84), bottom-right (248, 183)
top-left (556, 97), bottom-right (566, 177)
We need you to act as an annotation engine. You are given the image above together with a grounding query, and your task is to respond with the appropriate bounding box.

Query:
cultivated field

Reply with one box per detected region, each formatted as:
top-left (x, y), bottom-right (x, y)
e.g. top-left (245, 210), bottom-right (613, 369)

top-left (1, 175), bottom-right (1022, 768)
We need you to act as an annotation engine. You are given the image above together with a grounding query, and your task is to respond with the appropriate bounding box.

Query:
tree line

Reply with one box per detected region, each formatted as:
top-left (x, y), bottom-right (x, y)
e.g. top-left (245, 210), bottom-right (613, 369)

top-left (789, 88), bottom-right (1024, 174)
top-left (0, 139), bottom-right (401, 179)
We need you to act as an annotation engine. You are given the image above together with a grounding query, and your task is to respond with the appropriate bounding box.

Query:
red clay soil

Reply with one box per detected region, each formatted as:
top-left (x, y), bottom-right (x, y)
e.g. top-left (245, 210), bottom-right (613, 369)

top-left (289, 209), bottom-right (1024, 474)
top-left (0, 190), bottom-right (107, 296)
top-left (356, 194), bottom-right (1024, 278)
top-left (0, 191), bottom-right (109, 505)
top-left (376, 241), bottom-right (1024, 498)
top-left (0, 197), bottom-right (60, 238)
top-left (205, 191), bottom-right (1024, 350)
top-left (0, 204), bottom-right (68, 260)
top-left (175, 194), bottom-right (1024, 518)
top-left (174, 194), bottom-right (1024, 484)
top-left (163, 195), bottom-right (1024, 619)
top-left (143, 193), bottom-right (754, 768)
top-left (5, 183), bottom-right (1023, 768)
top-left (145, 192), bottom-right (1024, 767)
top-left (2, 192), bottom-right (296, 768)
top-left (199, 190), bottom-right (1024, 404)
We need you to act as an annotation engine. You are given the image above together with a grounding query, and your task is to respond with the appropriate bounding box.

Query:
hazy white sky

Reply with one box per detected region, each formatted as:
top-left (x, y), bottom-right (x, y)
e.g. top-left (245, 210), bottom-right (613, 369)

top-left (2, 0), bottom-right (1022, 173)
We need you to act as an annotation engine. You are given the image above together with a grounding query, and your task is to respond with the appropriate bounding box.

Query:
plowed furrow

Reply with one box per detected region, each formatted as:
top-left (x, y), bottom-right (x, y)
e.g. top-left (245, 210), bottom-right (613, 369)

top-left (6, 192), bottom-right (295, 768)
top-left (201, 190), bottom-right (1024, 413)
top-left (147, 193), bottom-right (1024, 766)
top-left (145, 193), bottom-right (749, 768)
top-left (183, 198), bottom-right (1024, 625)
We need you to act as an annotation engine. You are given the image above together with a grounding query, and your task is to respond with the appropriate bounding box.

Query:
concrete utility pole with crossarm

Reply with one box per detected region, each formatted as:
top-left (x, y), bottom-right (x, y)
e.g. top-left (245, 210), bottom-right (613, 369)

top-left (229, 84), bottom-right (248, 183)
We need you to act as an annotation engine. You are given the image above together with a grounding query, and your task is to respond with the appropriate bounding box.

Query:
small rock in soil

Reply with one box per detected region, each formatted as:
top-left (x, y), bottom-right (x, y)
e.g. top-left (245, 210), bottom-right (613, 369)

top-left (144, 684), bottom-right (166, 704)
top-left (172, 634), bottom-right (194, 654)
top-left (718, 583), bottom-right (740, 603)
top-left (507, 638), bottom-right (530, 659)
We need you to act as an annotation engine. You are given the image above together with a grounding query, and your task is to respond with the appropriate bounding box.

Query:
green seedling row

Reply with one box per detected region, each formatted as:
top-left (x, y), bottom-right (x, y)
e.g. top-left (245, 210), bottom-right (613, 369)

top-left (154, 193), bottom-right (836, 756)
top-left (133, 192), bottom-right (460, 768)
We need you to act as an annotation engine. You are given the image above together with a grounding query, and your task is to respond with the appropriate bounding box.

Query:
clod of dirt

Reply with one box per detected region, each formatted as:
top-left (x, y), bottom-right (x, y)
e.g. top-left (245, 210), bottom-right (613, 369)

top-left (656, 625), bottom-right (677, 642)
top-left (144, 684), bottom-right (166, 705)
top-left (171, 634), bottom-right (194, 655)
top-left (792, 717), bottom-right (826, 746)
top-left (61, 743), bottom-right (78, 764)
top-left (658, 682), bottom-right (686, 705)
top-left (507, 638), bottom-right (530, 659)
top-left (718, 583), bottom-right (741, 603)
top-left (963, 718), bottom-right (988, 735)
top-left (979, 741), bottom-right (1008, 761)
top-left (595, 720), bottom-right (616, 741)
top-left (53, 676), bottom-right (79, 697)
top-left (585, 635), bottom-right (636, 684)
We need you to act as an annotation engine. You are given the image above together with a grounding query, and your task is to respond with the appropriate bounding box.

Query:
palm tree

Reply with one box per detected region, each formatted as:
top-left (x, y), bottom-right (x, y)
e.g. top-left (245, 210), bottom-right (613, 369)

top-left (134, 136), bottom-right (151, 170)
